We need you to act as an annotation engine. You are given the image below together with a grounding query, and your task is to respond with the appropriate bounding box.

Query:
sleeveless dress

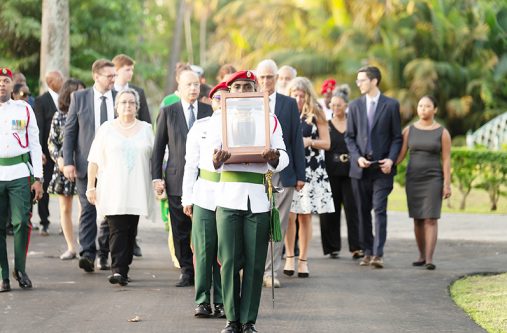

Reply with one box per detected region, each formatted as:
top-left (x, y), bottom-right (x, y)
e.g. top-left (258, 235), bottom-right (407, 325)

top-left (291, 115), bottom-right (334, 214)
top-left (405, 125), bottom-right (444, 219)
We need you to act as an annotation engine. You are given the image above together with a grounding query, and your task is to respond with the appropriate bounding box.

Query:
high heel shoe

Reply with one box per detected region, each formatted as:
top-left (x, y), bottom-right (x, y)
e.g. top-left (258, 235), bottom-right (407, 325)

top-left (298, 259), bottom-right (309, 278)
top-left (283, 256), bottom-right (295, 276)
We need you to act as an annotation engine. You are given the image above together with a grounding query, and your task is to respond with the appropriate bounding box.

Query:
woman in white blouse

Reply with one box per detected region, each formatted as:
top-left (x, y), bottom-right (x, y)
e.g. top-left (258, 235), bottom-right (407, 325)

top-left (86, 88), bottom-right (154, 286)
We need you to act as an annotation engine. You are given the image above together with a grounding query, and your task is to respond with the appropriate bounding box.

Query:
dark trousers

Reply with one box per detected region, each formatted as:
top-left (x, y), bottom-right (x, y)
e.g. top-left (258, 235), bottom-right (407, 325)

top-left (76, 177), bottom-right (109, 260)
top-left (37, 160), bottom-right (54, 226)
top-left (351, 175), bottom-right (393, 257)
top-left (167, 195), bottom-right (193, 277)
top-left (0, 177), bottom-right (31, 279)
top-left (320, 175), bottom-right (361, 254)
top-left (107, 215), bottom-right (139, 277)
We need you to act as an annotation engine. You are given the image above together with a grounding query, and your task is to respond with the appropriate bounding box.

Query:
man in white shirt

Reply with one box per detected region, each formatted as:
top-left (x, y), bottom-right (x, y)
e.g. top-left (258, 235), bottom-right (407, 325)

top-left (0, 67), bottom-right (43, 291)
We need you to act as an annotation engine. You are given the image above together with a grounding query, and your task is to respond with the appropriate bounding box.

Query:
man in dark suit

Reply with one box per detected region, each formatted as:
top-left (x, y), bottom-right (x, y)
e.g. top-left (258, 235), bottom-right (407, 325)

top-left (256, 59), bottom-right (305, 288)
top-left (345, 66), bottom-right (402, 269)
top-left (152, 70), bottom-right (213, 287)
top-left (34, 70), bottom-right (64, 235)
top-left (63, 59), bottom-right (117, 273)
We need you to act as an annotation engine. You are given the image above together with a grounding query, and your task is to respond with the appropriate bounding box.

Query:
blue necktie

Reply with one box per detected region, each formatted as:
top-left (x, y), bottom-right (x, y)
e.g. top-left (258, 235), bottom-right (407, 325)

top-left (188, 104), bottom-right (195, 129)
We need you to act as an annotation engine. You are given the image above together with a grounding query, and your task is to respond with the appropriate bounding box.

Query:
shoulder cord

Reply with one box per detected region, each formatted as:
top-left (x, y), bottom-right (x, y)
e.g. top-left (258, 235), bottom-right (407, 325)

top-left (12, 106), bottom-right (30, 148)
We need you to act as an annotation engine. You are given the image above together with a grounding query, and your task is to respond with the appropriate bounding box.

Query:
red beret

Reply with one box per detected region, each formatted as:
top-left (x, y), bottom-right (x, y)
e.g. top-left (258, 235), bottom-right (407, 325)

top-left (209, 81), bottom-right (229, 99)
top-left (320, 78), bottom-right (336, 95)
top-left (0, 67), bottom-right (13, 80)
top-left (226, 70), bottom-right (257, 86)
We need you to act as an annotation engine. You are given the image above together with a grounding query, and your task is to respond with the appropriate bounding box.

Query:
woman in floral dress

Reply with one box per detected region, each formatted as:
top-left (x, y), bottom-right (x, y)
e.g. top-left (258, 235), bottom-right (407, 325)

top-left (48, 79), bottom-right (85, 260)
top-left (284, 77), bottom-right (334, 278)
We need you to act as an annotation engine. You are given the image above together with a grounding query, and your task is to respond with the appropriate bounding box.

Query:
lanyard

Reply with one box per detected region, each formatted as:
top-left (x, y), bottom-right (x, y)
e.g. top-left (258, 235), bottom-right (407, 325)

top-left (12, 105), bottom-right (30, 148)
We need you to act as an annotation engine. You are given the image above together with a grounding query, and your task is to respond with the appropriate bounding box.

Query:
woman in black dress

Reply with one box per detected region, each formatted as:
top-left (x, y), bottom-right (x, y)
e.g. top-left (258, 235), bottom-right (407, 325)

top-left (321, 90), bottom-right (362, 259)
top-left (48, 79), bottom-right (85, 260)
top-left (397, 96), bottom-right (451, 270)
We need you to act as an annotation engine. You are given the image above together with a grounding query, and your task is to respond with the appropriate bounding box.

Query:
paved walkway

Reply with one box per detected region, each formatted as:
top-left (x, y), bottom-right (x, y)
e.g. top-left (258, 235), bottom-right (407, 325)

top-left (1, 199), bottom-right (505, 333)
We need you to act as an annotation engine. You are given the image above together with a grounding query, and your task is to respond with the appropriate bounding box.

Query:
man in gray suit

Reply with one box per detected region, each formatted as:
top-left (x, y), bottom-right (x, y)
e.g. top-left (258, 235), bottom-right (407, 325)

top-left (63, 59), bottom-right (117, 273)
top-left (345, 66), bottom-right (402, 269)
top-left (152, 70), bottom-right (213, 287)
top-left (256, 59), bottom-right (305, 288)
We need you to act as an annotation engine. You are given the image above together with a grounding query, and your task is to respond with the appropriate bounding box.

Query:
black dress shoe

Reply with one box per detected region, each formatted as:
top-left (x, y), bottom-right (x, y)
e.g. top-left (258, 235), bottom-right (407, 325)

top-left (221, 321), bottom-right (241, 333)
top-left (194, 303), bottom-right (212, 318)
top-left (78, 257), bottom-right (94, 273)
top-left (0, 279), bottom-right (11, 292)
top-left (108, 273), bottom-right (128, 286)
top-left (97, 257), bottom-right (110, 271)
top-left (214, 303), bottom-right (226, 318)
top-left (175, 274), bottom-right (194, 287)
top-left (13, 270), bottom-right (32, 289)
top-left (133, 242), bottom-right (142, 257)
top-left (242, 322), bottom-right (258, 333)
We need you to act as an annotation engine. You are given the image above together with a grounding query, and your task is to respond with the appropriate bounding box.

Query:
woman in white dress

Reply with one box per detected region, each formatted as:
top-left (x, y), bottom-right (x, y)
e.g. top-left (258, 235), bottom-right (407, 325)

top-left (86, 88), bottom-right (154, 286)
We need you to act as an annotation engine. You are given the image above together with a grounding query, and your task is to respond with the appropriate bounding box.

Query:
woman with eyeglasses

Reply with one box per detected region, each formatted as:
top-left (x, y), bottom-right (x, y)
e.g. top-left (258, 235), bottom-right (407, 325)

top-left (284, 77), bottom-right (334, 278)
top-left (320, 86), bottom-right (362, 260)
top-left (86, 88), bottom-right (154, 286)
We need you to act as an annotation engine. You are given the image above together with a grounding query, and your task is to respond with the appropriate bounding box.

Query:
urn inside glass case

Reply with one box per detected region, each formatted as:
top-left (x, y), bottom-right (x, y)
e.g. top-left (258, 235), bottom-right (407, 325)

top-left (221, 92), bottom-right (270, 163)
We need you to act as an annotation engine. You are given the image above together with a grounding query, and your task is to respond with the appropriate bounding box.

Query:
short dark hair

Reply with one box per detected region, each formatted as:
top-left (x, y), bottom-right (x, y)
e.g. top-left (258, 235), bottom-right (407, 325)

top-left (357, 66), bottom-right (382, 86)
top-left (92, 59), bottom-right (115, 74)
top-left (420, 95), bottom-right (438, 108)
top-left (58, 78), bottom-right (86, 113)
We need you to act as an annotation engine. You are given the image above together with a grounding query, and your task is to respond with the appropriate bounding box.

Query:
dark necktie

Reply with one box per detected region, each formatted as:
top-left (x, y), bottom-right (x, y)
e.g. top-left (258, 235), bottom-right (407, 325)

top-left (100, 96), bottom-right (108, 125)
top-left (188, 104), bottom-right (195, 129)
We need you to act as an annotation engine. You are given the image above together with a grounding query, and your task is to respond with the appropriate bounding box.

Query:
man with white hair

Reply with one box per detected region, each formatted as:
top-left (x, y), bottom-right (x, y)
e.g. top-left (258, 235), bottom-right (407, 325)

top-left (256, 59), bottom-right (305, 288)
top-left (276, 65), bottom-right (297, 95)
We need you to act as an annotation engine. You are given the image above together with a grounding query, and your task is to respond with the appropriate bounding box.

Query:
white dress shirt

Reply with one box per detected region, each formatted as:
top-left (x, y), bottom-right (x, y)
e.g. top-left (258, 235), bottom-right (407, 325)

top-left (208, 111), bottom-right (289, 213)
top-left (181, 115), bottom-right (218, 210)
top-left (114, 82), bottom-right (129, 92)
top-left (0, 99), bottom-right (43, 181)
top-left (269, 91), bottom-right (277, 114)
top-left (93, 86), bottom-right (114, 131)
top-left (180, 99), bottom-right (198, 129)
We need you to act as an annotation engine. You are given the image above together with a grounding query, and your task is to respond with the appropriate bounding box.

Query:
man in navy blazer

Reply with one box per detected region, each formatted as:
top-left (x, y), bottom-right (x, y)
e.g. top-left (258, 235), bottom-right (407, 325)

top-left (63, 59), bottom-right (117, 273)
top-left (256, 60), bottom-right (305, 288)
top-left (345, 66), bottom-right (402, 269)
top-left (151, 70), bottom-right (213, 287)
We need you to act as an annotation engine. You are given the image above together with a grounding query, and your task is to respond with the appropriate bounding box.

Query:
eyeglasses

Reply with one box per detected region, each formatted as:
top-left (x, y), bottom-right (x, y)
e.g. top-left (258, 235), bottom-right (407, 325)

top-left (99, 73), bottom-right (117, 80)
top-left (355, 79), bottom-right (369, 85)
top-left (259, 75), bottom-right (275, 80)
top-left (119, 101), bottom-right (136, 106)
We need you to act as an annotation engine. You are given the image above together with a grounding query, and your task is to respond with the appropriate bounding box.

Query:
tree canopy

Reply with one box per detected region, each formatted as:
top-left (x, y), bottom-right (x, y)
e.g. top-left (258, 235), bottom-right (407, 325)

top-left (1, 0), bottom-right (506, 135)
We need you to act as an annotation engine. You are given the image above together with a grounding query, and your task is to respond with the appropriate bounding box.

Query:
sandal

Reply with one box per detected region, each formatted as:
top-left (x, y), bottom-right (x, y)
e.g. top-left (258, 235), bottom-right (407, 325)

top-left (298, 259), bottom-right (309, 278)
top-left (283, 256), bottom-right (295, 276)
top-left (412, 260), bottom-right (426, 267)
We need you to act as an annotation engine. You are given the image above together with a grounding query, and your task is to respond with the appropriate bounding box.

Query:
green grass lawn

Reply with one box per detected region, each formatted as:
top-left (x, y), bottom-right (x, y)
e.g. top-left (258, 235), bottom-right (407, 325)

top-left (388, 183), bottom-right (507, 214)
top-left (450, 273), bottom-right (507, 333)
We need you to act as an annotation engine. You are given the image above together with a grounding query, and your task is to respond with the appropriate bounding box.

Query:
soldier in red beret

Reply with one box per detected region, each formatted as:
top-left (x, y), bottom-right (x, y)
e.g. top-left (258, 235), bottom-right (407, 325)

top-left (181, 82), bottom-right (229, 319)
top-left (0, 67), bottom-right (44, 292)
top-left (211, 71), bottom-right (289, 333)
top-left (319, 78), bottom-right (336, 119)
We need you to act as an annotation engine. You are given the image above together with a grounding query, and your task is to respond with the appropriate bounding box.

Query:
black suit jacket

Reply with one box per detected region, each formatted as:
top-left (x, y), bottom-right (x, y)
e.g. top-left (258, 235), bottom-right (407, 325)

top-left (130, 84), bottom-right (152, 124)
top-left (274, 93), bottom-right (306, 187)
top-left (151, 101), bottom-right (213, 196)
top-left (345, 94), bottom-right (402, 179)
top-left (35, 91), bottom-right (57, 157)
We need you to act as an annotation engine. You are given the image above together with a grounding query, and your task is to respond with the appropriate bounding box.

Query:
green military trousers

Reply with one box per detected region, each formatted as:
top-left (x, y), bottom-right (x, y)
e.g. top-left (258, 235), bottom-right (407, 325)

top-left (216, 203), bottom-right (270, 324)
top-left (192, 204), bottom-right (222, 305)
top-left (0, 177), bottom-right (32, 279)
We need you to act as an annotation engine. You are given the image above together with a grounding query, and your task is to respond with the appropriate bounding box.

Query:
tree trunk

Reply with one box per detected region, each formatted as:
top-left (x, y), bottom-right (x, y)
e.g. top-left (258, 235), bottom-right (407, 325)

top-left (184, 3), bottom-right (193, 65)
top-left (40, 0), bottom-right (69, 93)
top-left (199, 3), bottom-right (209, 67)
top-left (165, 0), bottom-right (186, 94)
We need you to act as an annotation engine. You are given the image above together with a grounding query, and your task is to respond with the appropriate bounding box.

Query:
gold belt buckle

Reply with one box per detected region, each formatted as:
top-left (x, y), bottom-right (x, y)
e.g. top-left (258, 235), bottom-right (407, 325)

top-left (339, 154), bottom-right (349, 163)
